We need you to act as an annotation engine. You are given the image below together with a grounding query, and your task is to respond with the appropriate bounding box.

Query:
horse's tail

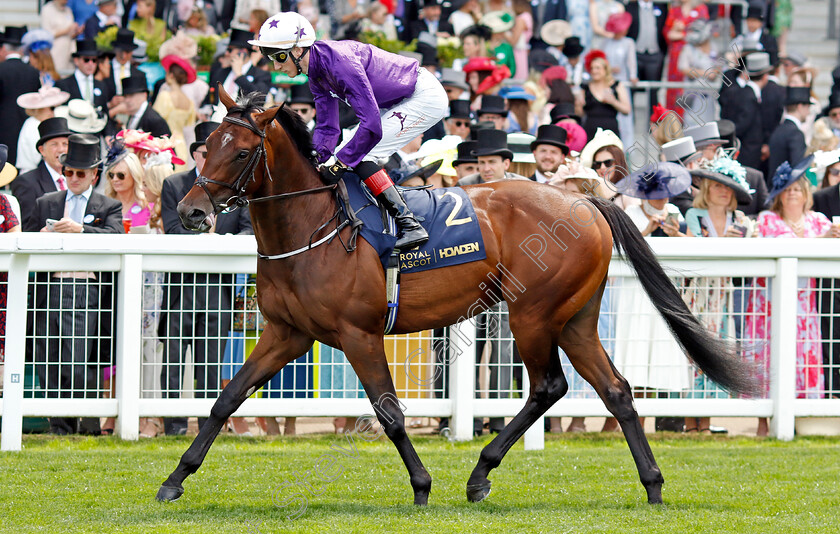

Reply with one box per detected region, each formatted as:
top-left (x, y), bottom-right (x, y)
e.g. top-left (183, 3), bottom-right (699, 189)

top-left (589, 196), bottom-right (759, 397)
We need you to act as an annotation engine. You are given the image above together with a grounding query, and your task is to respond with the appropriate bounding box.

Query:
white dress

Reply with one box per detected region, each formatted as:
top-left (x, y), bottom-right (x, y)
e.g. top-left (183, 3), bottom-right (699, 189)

top-left (611, 204), bottom-right (692, 391)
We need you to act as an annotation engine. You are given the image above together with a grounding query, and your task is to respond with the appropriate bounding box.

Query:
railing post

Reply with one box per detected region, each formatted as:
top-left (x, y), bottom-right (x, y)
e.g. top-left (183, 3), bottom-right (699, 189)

top-left (770, 257), bottom-right (797, 440)
top-left (449, 318), bottom-right (475, 441)
top-left (523, 367), bottom-right (544, 450)
top-left (116, 254), bottom-right (143, 440)
top-left (1, 254), bottom-right (31, 451)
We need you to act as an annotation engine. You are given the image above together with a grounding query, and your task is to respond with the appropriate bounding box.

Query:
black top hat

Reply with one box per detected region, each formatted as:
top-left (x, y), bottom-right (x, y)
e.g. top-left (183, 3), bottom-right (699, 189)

top-left (477, 95), bottom-right (508, 117)
top-left (785, 86), bottom-right (811, 106)
top-left (37, 117), bottom-right (74, 149)
top-left (460, 25), bottom-right (492, 42)
top-left (59, 133), bottom-right (102, 169)
top-left (229, 29), bottom-right (253, 49)
top-left (422, 0), bottom-right (442, 7)
top-left (746, 5), bottom-right (765, 20)
top-left (416, 42), bottom-right (439, 68)
top-left (1, 26), bottom-right (27, 47)
top-left (111, 28), bottom-right (139, 51)
top-left (825, 92), bottom-right (840, 114)
top-left (448, 99), bottom-right (472, 120)
top-left (549, 101), bottom-right (581, 124)
top-left (453, 140), bottom-right (479, 166)
top-left (289, 83), bottom-right (314, 105)
top-left (562, 36), bottom-right (584, 59)
top-left (472, 129), bottom-right (513, 160)
top-left (530, 124), bottom-right (569, 154)
top-left (121, 74), bottom-right (149, 95)
top-left (190, 121), bottom-right (220, 153)
top-left (72, 39), bottom-right (101, 58)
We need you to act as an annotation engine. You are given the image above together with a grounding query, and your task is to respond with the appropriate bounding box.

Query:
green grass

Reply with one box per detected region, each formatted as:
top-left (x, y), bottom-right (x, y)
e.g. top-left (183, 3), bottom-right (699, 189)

top-left (1, 432), bottom-right (838, 533)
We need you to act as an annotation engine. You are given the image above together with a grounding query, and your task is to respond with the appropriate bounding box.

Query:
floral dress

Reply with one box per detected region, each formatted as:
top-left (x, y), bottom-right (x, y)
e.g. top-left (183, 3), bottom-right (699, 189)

top-left (0, 195), bottom-right (20, 357)
top-left (664, 3), bottom-right (709, 111)
top-left (745, 210), bottom-right (829, 399)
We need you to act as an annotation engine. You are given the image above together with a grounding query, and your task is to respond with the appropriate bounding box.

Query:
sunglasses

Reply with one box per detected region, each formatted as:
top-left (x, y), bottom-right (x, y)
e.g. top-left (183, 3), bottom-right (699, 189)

top-left (260, 46), bottom-right (289, 63)
top-left (108, 171), bottom-right (126, 180)
top-left (450, 120), bottom-right (470, 127)
top-left (592, 159), bottom-right (615, 169)
top-left (63, 169), bottom-right (89, 178)
top-left (80, 57), bottom-right (97, 63)
top-left (830, 168), bottom-right (840, 177)
top-left (194, 150), bottom-right (208, 158)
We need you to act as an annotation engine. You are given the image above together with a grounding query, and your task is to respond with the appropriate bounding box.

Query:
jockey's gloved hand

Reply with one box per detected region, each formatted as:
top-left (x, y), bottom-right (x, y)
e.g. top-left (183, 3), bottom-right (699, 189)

top-left (320, 159), bottom-right (350, 184)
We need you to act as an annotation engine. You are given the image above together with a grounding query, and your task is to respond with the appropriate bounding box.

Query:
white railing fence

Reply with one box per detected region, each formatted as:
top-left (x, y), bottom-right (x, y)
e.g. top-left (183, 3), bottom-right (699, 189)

top-left (3, 234), bottom-right (840, 451)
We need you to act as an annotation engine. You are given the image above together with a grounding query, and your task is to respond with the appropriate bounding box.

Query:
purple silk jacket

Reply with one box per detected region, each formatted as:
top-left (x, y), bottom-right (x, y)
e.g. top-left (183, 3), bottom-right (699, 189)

top-left (307, 40), bottom-right (419, 168)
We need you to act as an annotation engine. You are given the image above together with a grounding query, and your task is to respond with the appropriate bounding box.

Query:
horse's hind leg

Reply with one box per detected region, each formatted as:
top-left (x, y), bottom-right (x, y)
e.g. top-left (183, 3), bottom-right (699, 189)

top-left (559, 297), bottom-right (664, 504)
top-left (466, 327), bottom-right (567, 502)
top-left (341, 332), bottom-right (432, 505)
top-left (156, 324), bottom-right (313, 502)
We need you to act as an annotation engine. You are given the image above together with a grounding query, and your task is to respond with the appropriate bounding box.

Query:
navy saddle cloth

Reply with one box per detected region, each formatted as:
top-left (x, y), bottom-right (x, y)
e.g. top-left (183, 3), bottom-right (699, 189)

top-left (339, 173), bottom-right (487, 273)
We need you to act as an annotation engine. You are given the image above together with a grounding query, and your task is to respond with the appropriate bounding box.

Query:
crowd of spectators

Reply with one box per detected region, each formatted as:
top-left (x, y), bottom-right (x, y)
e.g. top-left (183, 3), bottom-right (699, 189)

top-left (1, 0), bottom-right (839, 438)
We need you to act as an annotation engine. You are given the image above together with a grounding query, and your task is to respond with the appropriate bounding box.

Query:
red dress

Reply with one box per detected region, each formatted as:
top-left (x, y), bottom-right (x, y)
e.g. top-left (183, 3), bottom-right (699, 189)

top-left (664, 4), bottom-right (709, 111)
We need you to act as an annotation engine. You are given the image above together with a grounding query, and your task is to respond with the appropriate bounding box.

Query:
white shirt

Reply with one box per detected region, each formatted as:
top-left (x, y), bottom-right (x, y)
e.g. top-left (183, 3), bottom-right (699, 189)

top-left (223, 62), bottom-right (253, 98)
top-left (45, 160), bottom-right (66, 191)
top-left (745, 79), bottom-right (762, 102)
top-left (534, 169), bottom-right (551, 184)
top-left (74, 69), bottom-right (95, 103)
top-left (128, 101), bottom-right (149, 130)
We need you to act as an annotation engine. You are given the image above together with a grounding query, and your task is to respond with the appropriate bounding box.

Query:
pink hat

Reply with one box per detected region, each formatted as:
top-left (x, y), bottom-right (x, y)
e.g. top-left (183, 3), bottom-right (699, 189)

top-left (161, 54), bottom-right (197, 84)
top-left (17, 86), bottom-right (71, 109)
top-left (556, 121), bottom-right (588, 153)
top-left (605, 12), bottom-right (632, 35)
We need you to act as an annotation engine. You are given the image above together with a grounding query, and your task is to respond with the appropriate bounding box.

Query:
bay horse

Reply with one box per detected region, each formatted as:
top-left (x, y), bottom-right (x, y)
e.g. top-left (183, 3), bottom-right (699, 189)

top-left (156, 88), bottom-right (755, 507)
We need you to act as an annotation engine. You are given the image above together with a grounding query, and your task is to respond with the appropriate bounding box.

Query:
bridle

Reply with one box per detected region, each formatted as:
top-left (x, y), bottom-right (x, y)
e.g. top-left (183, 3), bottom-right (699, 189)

top-left (193, 108), bottom-right (335, 215)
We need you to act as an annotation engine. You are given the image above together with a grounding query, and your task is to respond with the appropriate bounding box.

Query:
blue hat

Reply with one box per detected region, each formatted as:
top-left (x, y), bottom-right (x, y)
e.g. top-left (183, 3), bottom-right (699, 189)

top-left (616, 162), bottom-right (691, 200)
top-left (498, 86), bottom-right (535, 101)
top-left (765, 154), bottom-right (815, 206)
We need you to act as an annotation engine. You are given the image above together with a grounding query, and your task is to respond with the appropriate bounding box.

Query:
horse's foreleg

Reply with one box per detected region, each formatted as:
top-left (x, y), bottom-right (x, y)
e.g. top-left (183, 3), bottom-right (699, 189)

top-left (156, 324), bottom-right (313, 502)
top-left (342, 333), bottom-right (432, 505)
top-left (561, 322), bottom-right (664, 504)
top-left (466, 330), bottom-right (567, 503)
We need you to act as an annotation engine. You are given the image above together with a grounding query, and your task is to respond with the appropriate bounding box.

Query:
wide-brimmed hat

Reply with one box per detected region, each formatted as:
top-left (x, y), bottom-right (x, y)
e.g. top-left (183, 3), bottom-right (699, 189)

top-left (453, 140), bottom-right (479, 166)
top-left (0, 144), bottom-right (19, 188)
top-left (448, 99), bottom-right (472, 120)
top-left (541, 65), bottom-right (568, 86)
top-left (508, 132), bottom-right (536, 163)
top-left (473, 128), bottom-right (513, 160)
top-left (190, 121), bottom-right (220, 153)
top-left (55, 99), bottom-right (108, 134)
top-left (480, 11), bottom-right (515, 33)
top-left (579, 128), bottom-right (623, 169)
top-left (440, 68), bottom-right (469, 91)
top-left (557, 122), bottom-right (587, 154)
top-left (540, 19), bottom-right (571, 47)
top-left (121, 74), bottom-right (149, 95)
top-left (59, 134), bottom-right (102, 169)
top-left (477, 95), bottom-right (507, 117)
top-left (289, 83), bottom-right (314, 105)
top-left (562, 36), bottom-right (584, 58)
top-left (785, 86), bottom-right (811, 106)
top-left (745, 52), bottom-right (773, 76)
top-left (605, 12), bottom-right (632, 35)
top-left (229, 28), bottom-right (254, 49)
top-left (686, 19), bottom-right (712, 46)
top-left (684, 123), bottom-right (726, 149)
top-left (111, 28), bottom-right (139, 51)
top-left (765, 154), bottom-right (815, 206)
top-left (72, 39), bottom-right (100, 58)
top-left (36, 117), bottom-right (74, 149)
top-left (498, 86), bottom-right (535, 101)
top-left (616, 162), bottom-right (692, 200)
top-left (550, 101), bottom-right (581, 124)
top-left (161, 54), bottom-right (197, 84)
top-left (463, 56), bottom-right (497, 73)
top-left (17, 86), bottom-right (70, 110)
top-left (530, 124), bottom-right (569, 154)
top-left (1, 26), bottom-right (28, 47)
top-left (661, 137), bottom-right (702, 164)
top-left (21, 29), bottom-right (53, 53)
top-left (690, 156), bottom-right (754, 204)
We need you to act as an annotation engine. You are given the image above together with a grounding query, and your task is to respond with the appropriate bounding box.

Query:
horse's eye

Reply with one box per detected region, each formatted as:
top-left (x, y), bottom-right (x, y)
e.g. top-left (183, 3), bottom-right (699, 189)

top-left (237, 150), bottom-right (249, 160)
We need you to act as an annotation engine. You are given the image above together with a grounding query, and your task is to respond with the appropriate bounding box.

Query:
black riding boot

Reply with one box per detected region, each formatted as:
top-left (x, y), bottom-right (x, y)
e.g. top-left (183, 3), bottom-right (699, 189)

top-left (377, 185), bottom-right (429, 250)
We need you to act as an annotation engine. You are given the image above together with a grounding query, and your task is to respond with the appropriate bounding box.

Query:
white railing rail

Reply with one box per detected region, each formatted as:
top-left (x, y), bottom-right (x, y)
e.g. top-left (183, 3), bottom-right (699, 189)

top-left (3, 234), bottom-right (840, 451)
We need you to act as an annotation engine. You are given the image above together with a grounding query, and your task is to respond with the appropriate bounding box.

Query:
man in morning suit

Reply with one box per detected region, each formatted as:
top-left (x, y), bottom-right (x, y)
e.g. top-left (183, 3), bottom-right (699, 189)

top-left (767, 86), bottom-right (810, 180)
top-left (83, 0), bottom-right (121, 41)
top-left (407, 0), bottom-right (455, 41)
top-left (54, 39), bottom-right (111, 110)
top-left (32, 133), bottom-right (124, 435)
top-left (112, 74), bottom-right (171, 137)
top-left (104, 28), bottom-right (143, 98)
top-left (722, 52), bottom-right (771, 171)
top-left (0, 27), bottom-right (42, 164)
top-left (157, 121), bottom-right (253, 436)
top-left (202, 29), bottom-right (272, 106)
top-left (529, 124), bottom-right (569, 183)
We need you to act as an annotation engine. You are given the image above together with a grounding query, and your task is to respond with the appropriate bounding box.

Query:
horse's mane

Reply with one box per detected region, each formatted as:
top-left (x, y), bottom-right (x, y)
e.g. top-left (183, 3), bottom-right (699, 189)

top-left (229, 91), bottom-right (318, 168)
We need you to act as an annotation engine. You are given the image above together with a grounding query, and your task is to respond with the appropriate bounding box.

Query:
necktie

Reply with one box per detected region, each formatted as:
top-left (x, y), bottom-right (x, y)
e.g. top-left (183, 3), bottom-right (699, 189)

top-left (56, 177), bottom-right (66, 191)
top-left (69, 195), bottom-right (85, 223)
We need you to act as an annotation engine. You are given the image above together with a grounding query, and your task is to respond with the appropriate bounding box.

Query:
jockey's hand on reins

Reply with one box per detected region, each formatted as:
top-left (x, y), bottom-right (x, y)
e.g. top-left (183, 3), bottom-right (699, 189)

top-left (320, 159), bottom-right (350, 184)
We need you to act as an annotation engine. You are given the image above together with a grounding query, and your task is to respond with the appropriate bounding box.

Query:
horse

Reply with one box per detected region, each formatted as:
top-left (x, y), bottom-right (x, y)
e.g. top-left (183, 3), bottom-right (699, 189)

top-left (156, 86), bottom-right (756, 507)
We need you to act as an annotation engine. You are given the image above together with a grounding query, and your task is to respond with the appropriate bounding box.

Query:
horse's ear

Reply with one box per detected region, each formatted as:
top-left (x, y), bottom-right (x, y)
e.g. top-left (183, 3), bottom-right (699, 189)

top-left (254, 105), bottom-right (281, 130)
top-left (217, 82), bottom-right (235, 110)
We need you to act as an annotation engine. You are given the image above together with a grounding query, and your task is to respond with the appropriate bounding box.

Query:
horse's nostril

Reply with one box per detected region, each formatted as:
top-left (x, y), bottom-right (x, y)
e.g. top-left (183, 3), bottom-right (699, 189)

top-left (188, 209), bottom-right (206, 222)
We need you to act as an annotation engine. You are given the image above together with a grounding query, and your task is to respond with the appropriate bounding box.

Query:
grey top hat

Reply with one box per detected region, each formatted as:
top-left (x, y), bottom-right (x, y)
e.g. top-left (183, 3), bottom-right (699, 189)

top-left (745, 52), bottom-right (773, 76)
top-left (440, 68), bottom-right (469, 91)
top-left (684, 123), bottom-right (726, 149)
top-left (780, 50), bottom-right (807, 67)
top-left (661, 137), bottom-right (701, 164)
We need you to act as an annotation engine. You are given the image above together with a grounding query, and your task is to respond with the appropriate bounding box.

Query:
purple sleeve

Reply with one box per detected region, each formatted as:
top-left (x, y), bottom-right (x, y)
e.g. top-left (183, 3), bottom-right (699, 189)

top-left (311, 83), bottom-right (341, 164)
top-left (331, 58), bottom-right (384, 168)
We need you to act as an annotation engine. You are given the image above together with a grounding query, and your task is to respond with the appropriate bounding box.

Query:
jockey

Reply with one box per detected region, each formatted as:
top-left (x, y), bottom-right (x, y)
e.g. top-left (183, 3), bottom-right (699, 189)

top-left (250, 12), bottom-right (449, 250)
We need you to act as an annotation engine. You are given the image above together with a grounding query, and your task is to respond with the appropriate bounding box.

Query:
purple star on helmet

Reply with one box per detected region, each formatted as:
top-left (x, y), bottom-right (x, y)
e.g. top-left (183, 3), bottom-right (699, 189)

top-left (296, 27), bottom-right (306, 38)
top-left (268, 19), bottom-right (279, 29)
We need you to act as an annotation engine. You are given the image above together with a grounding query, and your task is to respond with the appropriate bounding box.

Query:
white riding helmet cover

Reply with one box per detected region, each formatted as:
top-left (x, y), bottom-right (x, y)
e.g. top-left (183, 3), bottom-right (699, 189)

top-left (248, 12), bottom-right (317, 50)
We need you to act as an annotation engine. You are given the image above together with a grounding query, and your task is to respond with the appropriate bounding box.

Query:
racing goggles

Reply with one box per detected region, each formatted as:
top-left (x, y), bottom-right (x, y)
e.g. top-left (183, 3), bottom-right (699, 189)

top-left (260, 47), bottom-right (290, 63)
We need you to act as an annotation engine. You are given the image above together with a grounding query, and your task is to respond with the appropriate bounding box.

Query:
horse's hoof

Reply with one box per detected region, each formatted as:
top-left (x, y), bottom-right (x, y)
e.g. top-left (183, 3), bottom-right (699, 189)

top-left (156, 483), bottom-right (185, 502)
top-left (466, 481), bottom-right (491, 503)
top-left (414, 491), bottom-right (429, 506)
top-left (646, 487), bottom-right (663, 505)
